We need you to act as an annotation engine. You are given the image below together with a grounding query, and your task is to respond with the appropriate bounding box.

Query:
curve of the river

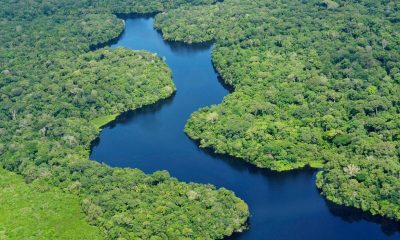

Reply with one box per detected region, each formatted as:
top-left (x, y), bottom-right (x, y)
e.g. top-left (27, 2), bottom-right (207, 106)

top-left (90, 16), bottom-right (400, 239)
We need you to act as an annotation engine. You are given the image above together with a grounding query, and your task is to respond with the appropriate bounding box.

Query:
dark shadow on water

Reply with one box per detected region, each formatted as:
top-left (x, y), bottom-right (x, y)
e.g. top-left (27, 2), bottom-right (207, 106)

top-left (216, 71), bottom-right (235, 93)
top-left (154, 28), bottom-right (214, 52)
top-left (108, 94), bottom-right (175, 128)
top-left (197, 140), bottom-right (317, 180)
top-left (90, 94), bottom-right (175, 151)
top-left (326, 200), bottom-right (400, 236)
top-left (208, 148), bottom-right (318, 186)
top-left (90, 13), bottom-right (158, 51)
top-left (155, 28), bottom-right (215, 55)
top-left (89, 28), bottom-right (125, 51)
top-left (116, 12), bottom-right (215, 55)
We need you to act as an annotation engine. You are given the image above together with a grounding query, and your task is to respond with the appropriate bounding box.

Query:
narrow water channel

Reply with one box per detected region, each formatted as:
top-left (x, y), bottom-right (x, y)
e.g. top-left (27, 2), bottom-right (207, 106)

top-left (90, 17), bottom-right (400, 239)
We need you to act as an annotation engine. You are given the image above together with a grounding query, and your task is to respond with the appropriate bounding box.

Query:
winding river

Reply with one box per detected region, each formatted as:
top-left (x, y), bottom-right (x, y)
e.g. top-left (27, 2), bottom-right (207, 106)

top-left (90, 16), bottom-right (400, 239)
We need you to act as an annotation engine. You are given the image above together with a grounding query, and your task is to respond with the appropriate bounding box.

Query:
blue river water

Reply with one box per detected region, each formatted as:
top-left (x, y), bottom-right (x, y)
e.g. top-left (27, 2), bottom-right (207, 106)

top-left (90, 17), bottom-right (400, 239)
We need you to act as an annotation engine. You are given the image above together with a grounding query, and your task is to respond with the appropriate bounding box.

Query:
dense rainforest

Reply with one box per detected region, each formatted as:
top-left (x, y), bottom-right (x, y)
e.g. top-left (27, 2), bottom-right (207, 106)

top-left (154, 0), bottom-right (400, 221)
top-left (0, 168), bottom-right (103, 239)
top-left (0, 0), bottom-right (249, 239)
top-left (1, 0), bottom-right (399, 238)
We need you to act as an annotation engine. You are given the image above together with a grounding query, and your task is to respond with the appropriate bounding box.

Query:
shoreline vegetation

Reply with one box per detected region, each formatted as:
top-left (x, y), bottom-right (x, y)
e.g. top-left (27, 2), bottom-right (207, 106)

top-left (90, 114), bottom-right (119, 130)
top-left (0, 0), bottom-right (398, 239)
top-left (0, 0), bottom-right (249, 239)
top-left (154, 0), bottom-right (400, 222)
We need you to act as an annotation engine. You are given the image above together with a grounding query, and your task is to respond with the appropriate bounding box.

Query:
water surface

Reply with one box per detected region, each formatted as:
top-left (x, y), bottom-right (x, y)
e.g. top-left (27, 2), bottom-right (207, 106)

top-left (91, 17), bottom-right (400, 239)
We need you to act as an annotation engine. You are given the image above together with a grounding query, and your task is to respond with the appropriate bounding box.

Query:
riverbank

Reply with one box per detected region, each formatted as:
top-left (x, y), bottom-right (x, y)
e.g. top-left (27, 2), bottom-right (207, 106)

top-left (91, 17), bottom-right (400, 239)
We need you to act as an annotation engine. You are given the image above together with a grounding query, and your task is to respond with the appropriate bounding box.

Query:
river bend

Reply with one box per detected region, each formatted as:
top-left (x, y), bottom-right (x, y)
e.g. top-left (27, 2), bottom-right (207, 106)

top-left (90, 17), bottom-right (400, 240)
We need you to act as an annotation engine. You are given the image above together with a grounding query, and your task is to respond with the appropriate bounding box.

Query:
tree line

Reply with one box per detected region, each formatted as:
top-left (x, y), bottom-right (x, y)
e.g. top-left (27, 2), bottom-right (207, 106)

top-left (0, 0), bottom-right (249, 239)
top-left (155, 0), bottom-right (400, 221)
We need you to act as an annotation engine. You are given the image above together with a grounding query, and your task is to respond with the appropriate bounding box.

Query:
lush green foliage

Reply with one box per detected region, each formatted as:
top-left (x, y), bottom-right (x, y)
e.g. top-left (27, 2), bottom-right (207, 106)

top-left (0, 0), bottom-right (249, 239)
top-left (90, 114), bottom-right (119, 130)
top-left (155, 0), bottom-right (400, 220)
top-left (0, 168), bottom-right (103, 240)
